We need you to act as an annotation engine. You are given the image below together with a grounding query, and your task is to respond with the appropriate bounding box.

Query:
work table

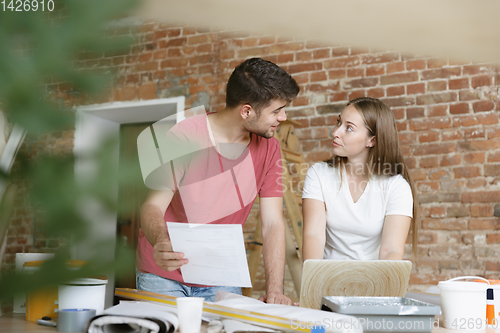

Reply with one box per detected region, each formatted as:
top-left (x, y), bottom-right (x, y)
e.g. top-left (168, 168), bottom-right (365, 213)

top-left (0, 312), bottom-right (208, 333)
top-left (1, 312), bottom-right (499, 333)
top-left (0, 313), bottom-right (54, 333)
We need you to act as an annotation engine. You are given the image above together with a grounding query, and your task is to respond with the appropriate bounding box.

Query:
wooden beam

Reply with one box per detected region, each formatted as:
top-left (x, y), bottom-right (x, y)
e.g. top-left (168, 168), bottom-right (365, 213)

top-left (281, 150), bottom-right (303, 254)
top-left (285, 221), bottom-right (302, 299)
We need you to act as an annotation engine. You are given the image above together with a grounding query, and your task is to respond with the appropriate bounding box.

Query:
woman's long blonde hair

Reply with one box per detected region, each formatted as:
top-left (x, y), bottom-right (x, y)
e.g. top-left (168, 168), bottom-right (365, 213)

top-left (328, 97), bottom-right (419, 259)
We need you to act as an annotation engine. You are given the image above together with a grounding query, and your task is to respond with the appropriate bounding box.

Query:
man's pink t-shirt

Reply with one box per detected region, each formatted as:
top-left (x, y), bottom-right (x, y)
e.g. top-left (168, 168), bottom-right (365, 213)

top-left (136, 114), bottom-right (283, 286)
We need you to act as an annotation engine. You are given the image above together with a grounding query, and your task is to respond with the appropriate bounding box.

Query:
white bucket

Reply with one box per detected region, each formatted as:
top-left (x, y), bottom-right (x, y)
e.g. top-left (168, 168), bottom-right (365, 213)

top-left (58, 278), bottom-right (108, 315)
top-left (438, 276), bottom-right (490, 330)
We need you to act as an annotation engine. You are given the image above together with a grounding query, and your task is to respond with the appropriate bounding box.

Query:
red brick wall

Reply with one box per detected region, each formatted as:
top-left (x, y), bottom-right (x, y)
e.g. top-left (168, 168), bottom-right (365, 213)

top-left (4, 22), bottom-right (500, 300)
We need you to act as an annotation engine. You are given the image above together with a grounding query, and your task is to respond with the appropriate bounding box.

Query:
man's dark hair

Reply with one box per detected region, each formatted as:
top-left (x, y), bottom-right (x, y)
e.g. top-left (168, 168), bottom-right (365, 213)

top-left (226, 58), bottom-right (299, 113)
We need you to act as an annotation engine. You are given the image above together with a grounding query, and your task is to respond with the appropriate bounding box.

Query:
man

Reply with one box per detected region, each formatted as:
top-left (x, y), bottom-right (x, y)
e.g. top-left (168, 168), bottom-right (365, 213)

top-left (136, 58), bottom-right (299, 304)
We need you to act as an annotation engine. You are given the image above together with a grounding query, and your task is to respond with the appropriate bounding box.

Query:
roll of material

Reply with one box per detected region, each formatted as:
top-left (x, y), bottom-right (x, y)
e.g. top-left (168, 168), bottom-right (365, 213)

top-left (58, 308), bottom-right (96, 332)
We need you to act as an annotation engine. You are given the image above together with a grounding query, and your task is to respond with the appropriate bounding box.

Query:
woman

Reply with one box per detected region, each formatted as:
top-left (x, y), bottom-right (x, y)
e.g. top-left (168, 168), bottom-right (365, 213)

top-left (302, 97), bottom-right (418, 261)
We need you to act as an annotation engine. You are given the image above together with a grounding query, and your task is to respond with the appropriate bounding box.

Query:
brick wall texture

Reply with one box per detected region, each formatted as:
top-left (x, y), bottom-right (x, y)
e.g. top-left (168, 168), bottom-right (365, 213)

top-left (3, 23), bottom-right (500, 301)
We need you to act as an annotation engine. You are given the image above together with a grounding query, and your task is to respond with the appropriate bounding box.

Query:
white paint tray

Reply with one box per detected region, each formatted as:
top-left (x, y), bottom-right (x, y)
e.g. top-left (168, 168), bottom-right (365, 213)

top-left (321, 296), bottom-right (441, 333)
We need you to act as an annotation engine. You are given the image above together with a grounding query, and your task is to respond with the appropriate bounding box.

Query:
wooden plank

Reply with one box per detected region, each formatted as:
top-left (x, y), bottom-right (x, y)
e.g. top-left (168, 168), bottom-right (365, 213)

top-left (245, 124), bottom-right (306, 300)
top-left (277, 124), bottom-right (291, 146)
top-left (115, 288), bottom-right (311, 332)
top-left (281, 148), bottom-right (302, 157)
top-left (283, 127), bottom-right (308, 184)
top-left (282, 150), bottom-right (303, 164)
top-left (281, 125), bottom-right (305, 299)
top-left (281, 118), bottom-right (301, 127)
top-left (284, 126), bottom-right (301, 153)
top-left (281, 150), bottom-right (303, 254)
top-left (294, 159), bottom-right (308, 185)
top-left (285, 222), bottom-right (302, 298)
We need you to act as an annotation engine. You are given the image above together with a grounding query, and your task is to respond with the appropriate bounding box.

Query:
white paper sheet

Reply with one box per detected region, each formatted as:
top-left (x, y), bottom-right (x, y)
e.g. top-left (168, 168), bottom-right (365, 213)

top-left (167, 222), bottom-right (252, 287)
top-left (214, 291), bottom-right (363, 333)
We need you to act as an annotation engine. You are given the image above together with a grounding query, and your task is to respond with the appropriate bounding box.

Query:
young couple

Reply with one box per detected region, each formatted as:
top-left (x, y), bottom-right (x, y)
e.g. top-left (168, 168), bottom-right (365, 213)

top-left (136, 57), bottom-right (418, 304)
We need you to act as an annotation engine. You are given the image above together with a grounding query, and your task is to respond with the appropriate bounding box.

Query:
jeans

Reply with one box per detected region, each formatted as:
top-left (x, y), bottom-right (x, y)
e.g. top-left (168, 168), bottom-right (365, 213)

top-left (135, 269), bottom-right (242, 302)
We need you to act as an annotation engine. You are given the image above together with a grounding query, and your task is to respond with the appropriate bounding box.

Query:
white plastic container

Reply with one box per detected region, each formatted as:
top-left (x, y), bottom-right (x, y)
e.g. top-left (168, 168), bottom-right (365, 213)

top-left (58, 278), bottom-right (108, 315)
top-left (438, 276), bottom-right (489, 331)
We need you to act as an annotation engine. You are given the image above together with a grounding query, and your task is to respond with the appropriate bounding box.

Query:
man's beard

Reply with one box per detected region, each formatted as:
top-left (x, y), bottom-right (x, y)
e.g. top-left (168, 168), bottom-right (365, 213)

top-left (246, 118), bottom-right (274, 139)
top-left (253, 127), bottom-right (274, 139)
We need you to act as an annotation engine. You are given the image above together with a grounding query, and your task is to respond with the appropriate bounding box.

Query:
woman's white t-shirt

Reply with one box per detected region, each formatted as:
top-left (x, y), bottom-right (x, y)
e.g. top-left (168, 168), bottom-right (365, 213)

top-left (302, 162), bottom-right (413, 260)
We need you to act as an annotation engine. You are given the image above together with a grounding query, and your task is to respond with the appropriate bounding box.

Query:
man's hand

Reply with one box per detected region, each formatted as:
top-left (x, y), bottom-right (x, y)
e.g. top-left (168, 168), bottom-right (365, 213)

top-left (258, 292), bottom-right (291, 305)
top-left (141, 190), bottom-right (184, 272)
top-left (153, 240), bottom-right (188, 271)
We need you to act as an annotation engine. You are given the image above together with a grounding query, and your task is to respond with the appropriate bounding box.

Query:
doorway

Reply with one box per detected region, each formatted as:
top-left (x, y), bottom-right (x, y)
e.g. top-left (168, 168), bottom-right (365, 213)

top-left (74, 96), bottom-right (185, 306)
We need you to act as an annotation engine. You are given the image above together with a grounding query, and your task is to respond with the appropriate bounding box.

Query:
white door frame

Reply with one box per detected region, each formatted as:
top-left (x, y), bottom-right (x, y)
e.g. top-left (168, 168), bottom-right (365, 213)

top-left (73, 96), bottom-right (185, 307)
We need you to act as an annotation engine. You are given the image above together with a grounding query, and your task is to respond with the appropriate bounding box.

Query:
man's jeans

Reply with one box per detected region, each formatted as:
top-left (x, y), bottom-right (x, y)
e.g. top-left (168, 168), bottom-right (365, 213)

top-left (136, 269), bottom-right (242, 302)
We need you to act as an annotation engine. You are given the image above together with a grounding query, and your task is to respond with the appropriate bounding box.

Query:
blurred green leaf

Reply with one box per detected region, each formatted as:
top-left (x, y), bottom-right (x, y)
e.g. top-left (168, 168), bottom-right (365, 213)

top-left (0, 242), bottom-right (135, 298)
top-left (0, 0), bottom-right (140, 302)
